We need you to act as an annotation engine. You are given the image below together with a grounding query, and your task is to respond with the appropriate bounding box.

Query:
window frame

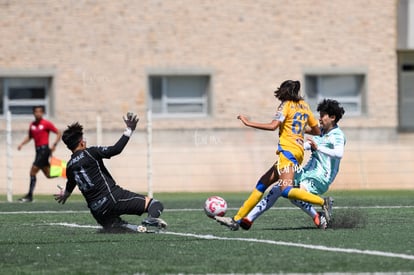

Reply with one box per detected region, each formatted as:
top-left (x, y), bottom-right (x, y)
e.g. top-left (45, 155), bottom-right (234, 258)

top-left (0, 70), bottom-right (55, 118)
top-left (147, 69), bottom-right (212, 118)
top-left (303, 68), bottom-right (367, 116)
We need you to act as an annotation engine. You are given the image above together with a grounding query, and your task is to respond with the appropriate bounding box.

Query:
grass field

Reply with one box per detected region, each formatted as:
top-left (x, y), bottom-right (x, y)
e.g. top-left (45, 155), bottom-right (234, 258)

top-left (1, 190), bottom-right (414, 274)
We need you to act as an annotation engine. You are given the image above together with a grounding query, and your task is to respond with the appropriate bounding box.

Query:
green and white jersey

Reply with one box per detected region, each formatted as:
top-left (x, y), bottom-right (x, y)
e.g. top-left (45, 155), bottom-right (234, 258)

top-left (294, 126), bottom-right (346, 194)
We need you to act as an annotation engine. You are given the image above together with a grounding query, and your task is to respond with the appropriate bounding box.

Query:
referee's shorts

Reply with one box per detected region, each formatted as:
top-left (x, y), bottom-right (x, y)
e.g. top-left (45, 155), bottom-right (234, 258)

top-left (33, 145), bottom-right (51, 168)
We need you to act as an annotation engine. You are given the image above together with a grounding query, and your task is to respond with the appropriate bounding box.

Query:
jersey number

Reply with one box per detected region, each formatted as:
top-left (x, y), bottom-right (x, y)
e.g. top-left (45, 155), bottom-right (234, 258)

top-left (292, 112), bottom-right (309, 135)
top-left (73, 167), bottom-right (94, 191)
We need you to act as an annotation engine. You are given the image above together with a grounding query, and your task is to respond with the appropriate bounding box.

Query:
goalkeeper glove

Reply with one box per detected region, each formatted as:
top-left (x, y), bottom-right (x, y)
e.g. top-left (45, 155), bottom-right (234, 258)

top-left (123, 112), bottom-right (139, 131)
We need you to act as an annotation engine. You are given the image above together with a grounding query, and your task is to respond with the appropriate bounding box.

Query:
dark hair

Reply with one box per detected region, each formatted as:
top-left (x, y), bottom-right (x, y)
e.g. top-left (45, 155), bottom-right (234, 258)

top-left (62, 122), bottom-right (84, 150)
top-left (317, 99), bottom-right (345, 123)
top-left (274, 80), bottom-right (303, 102)
top-left (32, 105), bottom-right (45, 112)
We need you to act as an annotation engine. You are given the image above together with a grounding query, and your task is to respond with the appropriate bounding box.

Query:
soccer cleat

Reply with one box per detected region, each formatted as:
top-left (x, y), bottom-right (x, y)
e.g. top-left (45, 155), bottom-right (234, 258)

top-left (18, 195), bottom-right (33, 203)
top-left (322, 197), bottom-right (334, 225)
top-left (142, 217), bottom-right (168, 230)
top-left (239, 218), bottom-right (253, 231)
top-left (119, 223), bottom-right (150, 233)
top-left (214, 216), bottom-right (240, 231)
top-left (102, 220), bottom-right (145, 233)
top-left (314, 211), bottom-right (327, 230)
top-left (319, 213), bottom-right (328, 229)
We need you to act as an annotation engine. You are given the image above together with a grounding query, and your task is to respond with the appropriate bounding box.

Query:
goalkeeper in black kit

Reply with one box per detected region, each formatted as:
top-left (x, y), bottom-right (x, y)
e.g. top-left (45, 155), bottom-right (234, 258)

top-left (55, 113), bottom-right (167, 233)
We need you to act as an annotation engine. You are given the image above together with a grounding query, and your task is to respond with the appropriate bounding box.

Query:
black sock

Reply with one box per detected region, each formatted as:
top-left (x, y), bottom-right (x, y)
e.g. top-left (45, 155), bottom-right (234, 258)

top-left (147, 199), bottom-right (164, 218)
top-left (28, 176), bottom-right (36, 197)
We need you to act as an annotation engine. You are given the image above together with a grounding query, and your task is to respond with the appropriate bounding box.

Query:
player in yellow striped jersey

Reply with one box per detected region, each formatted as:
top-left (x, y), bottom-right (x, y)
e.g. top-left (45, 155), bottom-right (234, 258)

top-left (215, 80), bottom-right (333, 230)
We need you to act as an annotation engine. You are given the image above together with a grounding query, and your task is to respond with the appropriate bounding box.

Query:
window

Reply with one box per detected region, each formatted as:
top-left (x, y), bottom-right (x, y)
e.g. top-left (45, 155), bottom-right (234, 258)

top-left (304, 73), bottom-right (366, 116)
top-left (398, 51), bottom-right (414, 131)
top-left (0, 77), bottom-right (51, 116)
top-left (149, 75), bottom-right (210, 117)
top-left (397, 0), bottom-right (414, 49)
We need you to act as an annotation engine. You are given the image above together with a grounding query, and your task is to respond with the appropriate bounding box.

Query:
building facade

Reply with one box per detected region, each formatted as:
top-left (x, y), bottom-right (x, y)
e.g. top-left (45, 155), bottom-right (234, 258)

top-left (1, 0), bottom-right (413, 196)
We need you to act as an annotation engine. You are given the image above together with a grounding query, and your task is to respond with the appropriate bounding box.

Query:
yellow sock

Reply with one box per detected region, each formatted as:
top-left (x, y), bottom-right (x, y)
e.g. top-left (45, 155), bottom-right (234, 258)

top-left (287, 188), bottom-right (324, 205)
top-left (234, 189), bottom-right (263, 221)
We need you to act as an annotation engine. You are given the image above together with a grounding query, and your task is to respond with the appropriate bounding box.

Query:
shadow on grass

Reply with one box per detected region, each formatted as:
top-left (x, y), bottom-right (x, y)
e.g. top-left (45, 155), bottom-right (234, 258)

top-left (262, 226), bottom-right (316, 231)
top-left (261, 209), bottom-right (368, 231)
top-left (331, 208), bottom-right (368, 229)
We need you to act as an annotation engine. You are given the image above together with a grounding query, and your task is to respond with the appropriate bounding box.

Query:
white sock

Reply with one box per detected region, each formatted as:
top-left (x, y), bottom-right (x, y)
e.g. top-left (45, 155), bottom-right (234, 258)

top-left (290, 199), bottom-right (318, 218)
top-left (246, 184), bottom-right (282, 222)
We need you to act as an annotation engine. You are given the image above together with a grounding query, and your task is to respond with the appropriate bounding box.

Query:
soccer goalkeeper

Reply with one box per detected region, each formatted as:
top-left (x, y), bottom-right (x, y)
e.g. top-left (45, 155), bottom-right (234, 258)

top-left (242, 99), bottom-right (346, 230)
top-left (55, 113), bottom-right (167, 233)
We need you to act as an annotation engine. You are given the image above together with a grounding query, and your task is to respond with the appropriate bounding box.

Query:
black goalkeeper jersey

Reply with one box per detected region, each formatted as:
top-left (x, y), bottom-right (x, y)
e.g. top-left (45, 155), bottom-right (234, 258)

top-left (65, 134), bottom-right (130, 205)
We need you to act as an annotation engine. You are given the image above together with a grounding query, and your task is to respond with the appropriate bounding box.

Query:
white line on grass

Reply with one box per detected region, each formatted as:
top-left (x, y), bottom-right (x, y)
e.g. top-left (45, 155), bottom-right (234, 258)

top-left (49, 222), bottom-right (100, 229)
top-left (0, 210), bottom-right (89, 214)
top-left (163, 231), bottom-right (414, 261)
top-left (1, 205), bottom-right (413, 215)
top-left (48, 222), bottom-right (414, 261)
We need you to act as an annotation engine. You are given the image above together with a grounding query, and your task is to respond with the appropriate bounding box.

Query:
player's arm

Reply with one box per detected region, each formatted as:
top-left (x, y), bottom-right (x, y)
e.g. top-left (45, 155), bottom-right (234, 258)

top-left (51, 129), bottom-right (62, 152)
top-left (17, 134), bottom-right (31, 150)
top-left (55, 175), bottom-right (76, 204)
top-left (46, 121), bottom-right (62, 152)
top-left (96, 113), bottom-right (139, 158)
top-left (306, 134), bottom-right (345, 158)
top-left (304, 125), bottom-right (321, 136)
top-left (54, 187), bottom-right (71, 204)
top-left (237, 115), bottom-right (280, 131)
top-left (317, 133), bottom-right (345, 158)
top-left (238, 101), bottom-right (287, 131)
top-left (304, 111), bottom-right (321, 136)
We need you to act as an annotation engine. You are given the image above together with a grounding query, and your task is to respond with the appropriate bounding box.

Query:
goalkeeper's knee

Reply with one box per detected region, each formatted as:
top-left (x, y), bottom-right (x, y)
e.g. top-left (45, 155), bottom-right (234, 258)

top-left (147, 199), bottom-right (164, 218)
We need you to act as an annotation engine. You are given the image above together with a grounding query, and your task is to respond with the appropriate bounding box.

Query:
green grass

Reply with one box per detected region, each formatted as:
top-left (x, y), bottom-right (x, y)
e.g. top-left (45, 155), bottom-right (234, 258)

top-left (1, 190), bottom-right (414, 274)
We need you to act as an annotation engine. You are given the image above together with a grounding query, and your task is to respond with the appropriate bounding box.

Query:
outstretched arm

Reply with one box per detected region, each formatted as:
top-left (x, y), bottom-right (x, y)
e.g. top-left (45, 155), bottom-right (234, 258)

top-left (96, 112), bottom-right (139, 158)
top-left (237, 115), bottom-right (280, 131)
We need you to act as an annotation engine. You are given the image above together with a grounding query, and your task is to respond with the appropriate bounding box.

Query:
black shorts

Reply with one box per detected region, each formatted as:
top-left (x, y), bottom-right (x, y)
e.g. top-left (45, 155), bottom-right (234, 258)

top-left (33, 145), bottom-right (51, 168)
top-left (89, 188), bottom-right (147, 228)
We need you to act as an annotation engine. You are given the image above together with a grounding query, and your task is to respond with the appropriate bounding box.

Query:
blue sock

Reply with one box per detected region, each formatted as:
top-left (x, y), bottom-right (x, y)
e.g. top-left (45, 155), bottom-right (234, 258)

top-left (255, 181), bottom-right (267, 193)
top-left (281, 186), bottom-right (292, 198)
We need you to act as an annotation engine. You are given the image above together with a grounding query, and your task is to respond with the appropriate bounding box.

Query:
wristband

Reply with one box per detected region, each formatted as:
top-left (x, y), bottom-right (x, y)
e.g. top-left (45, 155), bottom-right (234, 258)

top-left (123, 127), bottom-right (132, 137)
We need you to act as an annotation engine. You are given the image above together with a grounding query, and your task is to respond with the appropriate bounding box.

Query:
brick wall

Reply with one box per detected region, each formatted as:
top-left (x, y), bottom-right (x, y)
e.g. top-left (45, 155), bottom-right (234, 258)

top-left (0, 0), bottom-right (397, 129)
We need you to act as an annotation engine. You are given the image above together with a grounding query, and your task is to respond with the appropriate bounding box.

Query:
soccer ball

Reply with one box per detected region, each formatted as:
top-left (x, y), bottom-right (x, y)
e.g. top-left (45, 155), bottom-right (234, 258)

top-left (204, 196), bottom-right (227, 218)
